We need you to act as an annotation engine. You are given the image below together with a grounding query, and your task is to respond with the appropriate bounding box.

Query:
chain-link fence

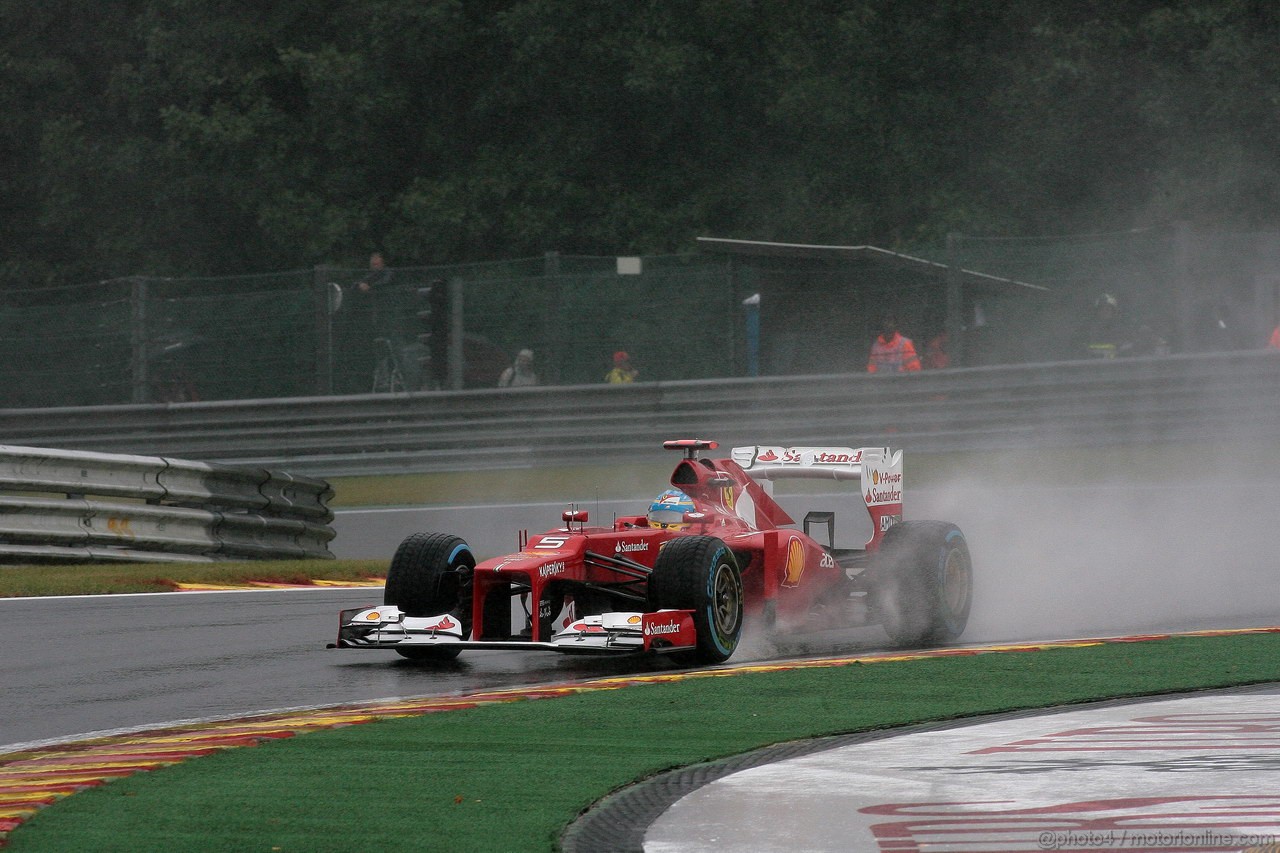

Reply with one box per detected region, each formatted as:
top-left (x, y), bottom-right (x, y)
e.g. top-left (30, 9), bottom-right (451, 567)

top-left (4, 229), bottom-right (1277, 409)
top-left (0, 255), bottom-right (740, 407)
top-left (917, 224), bottom-right (1280, 363)
top-left (320, 253), bottom-right (739, 396)
top-left (0, 271), bottom-right (321, 408)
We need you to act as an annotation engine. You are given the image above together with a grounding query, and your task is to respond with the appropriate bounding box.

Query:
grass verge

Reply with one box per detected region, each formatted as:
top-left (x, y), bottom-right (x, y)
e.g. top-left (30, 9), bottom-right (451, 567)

top-left (327, 461), bottom-right (672, 507)
top-left (7, 632), bottom-right (1280, 852)
top-left (324, 440), bottom-right (1280, 507)
top-left (0, 559), bottom-right (385, 597)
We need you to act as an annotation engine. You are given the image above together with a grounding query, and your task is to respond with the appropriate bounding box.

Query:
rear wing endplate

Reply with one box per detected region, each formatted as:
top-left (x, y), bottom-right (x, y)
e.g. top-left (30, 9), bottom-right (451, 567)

top-left (731, 445), bottom-right (905, 550)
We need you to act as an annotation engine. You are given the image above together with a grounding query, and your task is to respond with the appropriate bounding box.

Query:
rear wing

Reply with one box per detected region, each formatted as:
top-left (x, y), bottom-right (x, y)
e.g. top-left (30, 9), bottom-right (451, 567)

top-left (731, 445), bottom-right (904, 549)
top-left (730, 446), bottom-right (900, 482)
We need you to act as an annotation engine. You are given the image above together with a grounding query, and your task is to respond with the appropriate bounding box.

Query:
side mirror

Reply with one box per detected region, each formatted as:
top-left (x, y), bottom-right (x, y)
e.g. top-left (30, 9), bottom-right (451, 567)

top-left (562, 509), bottom-right (589, 524)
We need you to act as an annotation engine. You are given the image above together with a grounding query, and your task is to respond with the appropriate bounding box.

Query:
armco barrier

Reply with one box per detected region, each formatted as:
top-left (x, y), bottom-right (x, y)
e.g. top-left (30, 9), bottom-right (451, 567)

top-left (0, 351), bottom-right (1276, 477)
top-left (0, 446), bottom-right (335, 563)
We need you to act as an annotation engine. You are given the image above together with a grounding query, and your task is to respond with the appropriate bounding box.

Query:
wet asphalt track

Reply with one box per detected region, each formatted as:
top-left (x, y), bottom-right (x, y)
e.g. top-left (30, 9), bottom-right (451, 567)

top-left (0, 585), bottom-right (912, 751)
top-left (6, 482), bottom-right (1280, 751)
top-left (0, 588), bottom-right (668, 750)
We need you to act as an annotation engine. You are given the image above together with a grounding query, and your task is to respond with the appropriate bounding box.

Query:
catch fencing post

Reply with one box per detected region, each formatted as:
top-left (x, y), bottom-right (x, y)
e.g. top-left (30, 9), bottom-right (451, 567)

top-left (313, 265), bottom-right (335, 395)
top-left (129, 277), bottom-right (149, 404)
top-left (544, 251), bottom-right (564, 385)
top-left (1174, 221), bottom-right (1194, 353)
top-left (742, 292), bottom-right (760, 377)
top-left (946, 233), bottom-right (965, 366)
top-left (448, 277), bottom-right (464, 390)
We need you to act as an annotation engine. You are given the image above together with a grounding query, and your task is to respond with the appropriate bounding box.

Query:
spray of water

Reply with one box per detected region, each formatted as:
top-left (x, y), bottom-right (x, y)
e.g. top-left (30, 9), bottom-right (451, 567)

top-left (913, 442), bottom-right (1280, 643)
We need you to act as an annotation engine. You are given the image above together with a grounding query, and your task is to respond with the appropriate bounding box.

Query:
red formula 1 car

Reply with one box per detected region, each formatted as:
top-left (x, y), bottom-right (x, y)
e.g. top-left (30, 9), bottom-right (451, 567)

top-left (331, 439), bottom-right (972, 664)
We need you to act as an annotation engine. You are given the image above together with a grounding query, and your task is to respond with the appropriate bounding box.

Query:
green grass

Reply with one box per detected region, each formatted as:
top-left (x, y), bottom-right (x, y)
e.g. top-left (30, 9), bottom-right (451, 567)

top-left (0, 558), bottom-right (385, 597)
top-left (326, 461), bottom-right (673, 507)
top-left (7, 632), bottom-right (1280, 852)
top-left (324, 440), bottom-right (1280, 507)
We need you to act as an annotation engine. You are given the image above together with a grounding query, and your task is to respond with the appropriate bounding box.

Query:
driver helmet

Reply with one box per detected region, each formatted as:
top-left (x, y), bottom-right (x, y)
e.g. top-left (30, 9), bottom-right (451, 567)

top-left (647, 489), bottom-right (695, 529)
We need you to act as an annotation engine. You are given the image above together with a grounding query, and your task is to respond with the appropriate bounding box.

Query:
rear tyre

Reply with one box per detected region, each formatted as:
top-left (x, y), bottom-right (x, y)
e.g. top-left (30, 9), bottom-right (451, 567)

top-left (872, 521), bottom-right (972, 647)
top-left (384, 532), bottom-right (474, 661)
top-left (649, 535), bottom-right (743, 664)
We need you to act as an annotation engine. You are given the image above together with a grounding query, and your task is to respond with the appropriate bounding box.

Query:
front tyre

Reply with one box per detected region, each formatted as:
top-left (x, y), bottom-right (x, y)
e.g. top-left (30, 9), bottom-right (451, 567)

top-left (872, 521), bottom-right (972, 648)
top-left (649, 535), bottom-right (744, 664)
top-left (384, 532), bottom-right (474, 661)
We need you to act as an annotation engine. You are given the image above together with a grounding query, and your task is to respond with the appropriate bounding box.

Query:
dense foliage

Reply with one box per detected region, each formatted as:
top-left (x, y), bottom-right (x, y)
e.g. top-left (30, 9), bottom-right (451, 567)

top-left (3, 1), bottom-right (1278, 286)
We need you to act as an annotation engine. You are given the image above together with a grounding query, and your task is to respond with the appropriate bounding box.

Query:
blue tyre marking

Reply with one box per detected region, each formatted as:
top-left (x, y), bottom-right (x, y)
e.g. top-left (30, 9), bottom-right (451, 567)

top-left (936, 528), bottom-right (967, 631)
top-left (707, 548), bottom-right (737, 655)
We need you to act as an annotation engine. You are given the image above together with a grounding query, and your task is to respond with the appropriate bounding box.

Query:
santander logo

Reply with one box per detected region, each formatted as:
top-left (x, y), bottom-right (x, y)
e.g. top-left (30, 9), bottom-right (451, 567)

top-left (758, 447), bottom-right (862, 465)
top-left (615, 541), bottom-right (650, 554)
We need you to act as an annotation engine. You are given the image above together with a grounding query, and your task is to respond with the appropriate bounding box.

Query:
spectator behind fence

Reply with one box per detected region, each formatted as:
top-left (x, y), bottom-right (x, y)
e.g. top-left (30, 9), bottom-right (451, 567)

top-left (339, 251), bottom-right (395, 393)
top-left (357, 251), bottom-right (392, 294)
top-left (1075, 292), bottom-right (1167, 359)
top-left (605, 350), bottom-right (639, 383)
top-left (867, 315), bottom-right (921, 373)
top-left (1076, 293), bottom-right (1132, 359)
top-left (498, 348), bottom-right (539, 387)
top-left (923, 331), bottom-right (949, 369)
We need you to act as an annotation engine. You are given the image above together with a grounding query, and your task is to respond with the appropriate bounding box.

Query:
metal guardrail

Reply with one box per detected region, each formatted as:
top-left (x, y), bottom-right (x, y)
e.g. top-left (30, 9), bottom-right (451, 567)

top-left (0, 351), bottom-right (1275, 478)
top-left (0, 446), bottom-right (335, 563)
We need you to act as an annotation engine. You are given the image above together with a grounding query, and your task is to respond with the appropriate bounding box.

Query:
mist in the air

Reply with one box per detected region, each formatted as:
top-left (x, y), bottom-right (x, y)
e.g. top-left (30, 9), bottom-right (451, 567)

top-left (912, 441), bottom-right (1280, 644)
top-left (748, 426), bottom-right (1280, 653)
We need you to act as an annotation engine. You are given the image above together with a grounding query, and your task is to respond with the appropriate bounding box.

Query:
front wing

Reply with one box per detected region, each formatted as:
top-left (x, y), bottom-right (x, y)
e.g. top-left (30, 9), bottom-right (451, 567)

top-left (330, 606), bottom-right (698, 656)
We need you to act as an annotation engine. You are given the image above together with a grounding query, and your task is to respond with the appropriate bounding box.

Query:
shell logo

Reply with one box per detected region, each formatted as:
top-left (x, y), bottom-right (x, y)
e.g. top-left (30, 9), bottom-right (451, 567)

top-left (872, 470), bottom-right (880, 485)
top-left (782, 536), bottom-right (806, 587)
top-left (627, 615), bottom-right (642, 625)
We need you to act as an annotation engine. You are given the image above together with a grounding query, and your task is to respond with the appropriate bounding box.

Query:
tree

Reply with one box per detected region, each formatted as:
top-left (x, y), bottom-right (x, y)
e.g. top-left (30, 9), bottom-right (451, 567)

top-left (5, 0), bottom-right (1280, 287)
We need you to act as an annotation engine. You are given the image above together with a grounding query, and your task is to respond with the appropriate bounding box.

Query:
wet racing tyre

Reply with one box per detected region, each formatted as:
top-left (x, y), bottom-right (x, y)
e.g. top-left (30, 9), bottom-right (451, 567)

top-left (648, 535), bottom-right (744, 664)
top-left (384, 532), bottom-right (474, 661)
top-left (872, 521), bottom-right (972, 648)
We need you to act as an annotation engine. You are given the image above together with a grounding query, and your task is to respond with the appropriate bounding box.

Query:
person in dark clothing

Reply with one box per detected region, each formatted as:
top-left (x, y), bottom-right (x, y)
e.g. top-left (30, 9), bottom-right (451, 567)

top-left (1076, 293), bottom-right (1167, 359)
top-left (1077, 294), bottom-right (1134, 359)
top-left (342, 252), bottom-right (395, 392)
top-left (356, 251), bottom-right (392, 295)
